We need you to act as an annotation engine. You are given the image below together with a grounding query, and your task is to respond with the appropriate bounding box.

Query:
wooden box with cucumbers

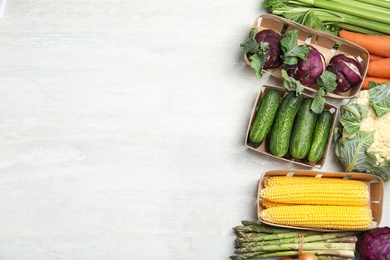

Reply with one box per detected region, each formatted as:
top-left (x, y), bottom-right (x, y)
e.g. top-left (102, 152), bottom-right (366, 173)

top-left (245, 85), bottom-right (338, 168)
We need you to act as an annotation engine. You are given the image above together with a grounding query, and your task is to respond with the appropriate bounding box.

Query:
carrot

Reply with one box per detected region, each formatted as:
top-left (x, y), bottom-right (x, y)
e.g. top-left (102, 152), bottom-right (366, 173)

top-left (367, 57), bottom-right (390, 78)
top-left (361, 53), bottom-right (386, 62)
top-left (338, 30), bottom-right (390, 58)
top-left (369, 54), bottom-right (386, 62)
top-left (362, 76), bottom-right (390, 90)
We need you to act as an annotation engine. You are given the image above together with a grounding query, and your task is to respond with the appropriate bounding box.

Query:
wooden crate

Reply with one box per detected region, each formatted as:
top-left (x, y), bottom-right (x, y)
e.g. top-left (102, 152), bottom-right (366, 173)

top-left (245, 84), bottom-right (338, 168)
top-left (257, 170), bottom-right (384, 231)
top-left (244, 14), bottom-right (369, 99)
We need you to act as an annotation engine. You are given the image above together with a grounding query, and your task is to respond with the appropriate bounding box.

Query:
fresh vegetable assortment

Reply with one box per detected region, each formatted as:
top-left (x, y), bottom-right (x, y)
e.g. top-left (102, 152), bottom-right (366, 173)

top-left (334, 83), bottom-right (390, 182)
top-left (235, 1), bottom-right (390, 259)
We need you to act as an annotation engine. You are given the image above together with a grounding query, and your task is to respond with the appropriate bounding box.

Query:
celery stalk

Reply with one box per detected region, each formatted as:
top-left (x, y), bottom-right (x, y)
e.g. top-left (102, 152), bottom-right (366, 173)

top-left (263, 0), bottom-right (390, 35)
top-left (309, 0), bottom-right (390, 24)
top-left (351, 0), bottom-right (390, 9)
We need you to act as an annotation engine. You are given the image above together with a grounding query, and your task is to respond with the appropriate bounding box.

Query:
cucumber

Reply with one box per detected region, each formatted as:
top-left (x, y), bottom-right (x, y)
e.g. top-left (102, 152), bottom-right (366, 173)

top-left (269, 91), bottom-right (302, 157)
top-left (289, 99), bottom-right (319, 159)
top-left (249, 89), bottom-right (281, 144)
top-left (307, 110), bottom-right (333, 163)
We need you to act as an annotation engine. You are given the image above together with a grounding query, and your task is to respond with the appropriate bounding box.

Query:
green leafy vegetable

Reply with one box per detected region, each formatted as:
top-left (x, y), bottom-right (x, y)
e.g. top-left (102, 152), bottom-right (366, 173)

top-left (317, 70), bottom-right (337, 93)
top-left (249, 52), bottom-right (267, 78)
top-left (311, 70), bottom-right (337, 113)
top-left (240, 28), bottom-right (260, 54)
top-left (280, 30), bottom-right (311, 65)
top-left (371, 160), bottom-right (390, 182)
top-left (311, 89), bottom-right (326, 114)
top-left (368, 83), bottom-right (390, 117)
top-left (240, 29), bottom-right (268, 78)
top-left (281, 69), bottom-right (305, 95)
top-left (334, 130), bottom-right (377, 173)
top-left (338, 103), bottom-right (368, 135)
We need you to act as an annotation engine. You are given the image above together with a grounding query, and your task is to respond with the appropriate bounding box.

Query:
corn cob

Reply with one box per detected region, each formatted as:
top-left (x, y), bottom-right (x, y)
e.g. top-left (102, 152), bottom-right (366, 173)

top-left (259, 205), bottom-right (372, 230)
top-left (263, 176), bottom-right (365, 188)
top-left (260, 182), bottom-right (368, 207)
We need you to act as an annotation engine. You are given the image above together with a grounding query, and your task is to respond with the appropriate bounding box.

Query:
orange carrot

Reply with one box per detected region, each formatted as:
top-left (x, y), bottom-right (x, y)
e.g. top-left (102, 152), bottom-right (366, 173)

top-left (362, 53), bottom-right (386, 62)
top-left (338, 30), bottom-right (390, 58)
top-left (367, 57), bottom-right (390, 78)
top-left (369, 54), bottom-right (386, 62)
top-left (362, 76), bottom-right (390, 90)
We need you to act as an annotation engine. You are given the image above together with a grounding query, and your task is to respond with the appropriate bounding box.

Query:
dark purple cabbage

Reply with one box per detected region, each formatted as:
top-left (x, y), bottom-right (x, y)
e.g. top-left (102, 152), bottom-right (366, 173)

top-left (326, 54), bottom-right (363, 92)
top-left (255, 29), bottom-right (283, 69)
top-left (285, 45), bottom-right (326, 85)
top-left (357, 227), bottom-right (390, 260)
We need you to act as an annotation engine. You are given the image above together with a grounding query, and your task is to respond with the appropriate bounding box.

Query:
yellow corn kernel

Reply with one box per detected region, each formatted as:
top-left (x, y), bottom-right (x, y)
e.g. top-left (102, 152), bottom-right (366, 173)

top-left (259, 205), bottom-right (372, 230)
top-left (264, 176), bottom-right (365, 188)
top-left (261, 198), bottom-right (292, 208)
top-left (260, 181), bottom-right (368, 207)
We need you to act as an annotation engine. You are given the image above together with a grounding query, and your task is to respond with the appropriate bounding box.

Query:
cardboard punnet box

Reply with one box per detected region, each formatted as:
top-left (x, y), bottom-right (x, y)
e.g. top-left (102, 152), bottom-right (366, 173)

top-left (244, 14), bottom-right (370, 99)
top-left (257, 170), bottom-right (384, 232)
top-left (245, 84), bottom-right (338, 168)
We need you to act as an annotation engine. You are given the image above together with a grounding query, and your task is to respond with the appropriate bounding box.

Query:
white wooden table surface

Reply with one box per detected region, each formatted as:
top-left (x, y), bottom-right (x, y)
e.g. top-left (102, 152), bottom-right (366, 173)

top-left (0, 1), bottom-right (388, 259)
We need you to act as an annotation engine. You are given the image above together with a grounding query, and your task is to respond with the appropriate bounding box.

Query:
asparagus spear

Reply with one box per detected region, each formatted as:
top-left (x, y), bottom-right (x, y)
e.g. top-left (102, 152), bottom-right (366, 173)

top-left (235, 230), bottom-right (316, 244)
top-left (234, 220), bottom-right (290, 234)
top-left (235, 232), bottom-right (357, 247)
top-left (325, 236), bottom-right (358, 243)
top-left (235, 242), bottom-right (356, 254)
top-left (317, 256), bottom-right (354, 260)
top-left (230, 249), bottom-right (356, 259)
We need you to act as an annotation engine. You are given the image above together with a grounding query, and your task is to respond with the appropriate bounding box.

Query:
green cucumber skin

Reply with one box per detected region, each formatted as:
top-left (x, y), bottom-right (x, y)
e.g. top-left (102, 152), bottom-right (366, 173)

top-left (269, 91), bottom-right (302, 157)
top-left (249, 89), bottom-right (281, 144)
top-left (290, 99), bottom-right (319, 159)
top-left (307, 110), bottom-right (333, 163)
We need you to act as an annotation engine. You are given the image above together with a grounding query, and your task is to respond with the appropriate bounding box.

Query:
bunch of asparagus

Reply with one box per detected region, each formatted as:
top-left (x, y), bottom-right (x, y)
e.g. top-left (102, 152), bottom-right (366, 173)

top-left (230, 221), bottom-right (359, 260)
